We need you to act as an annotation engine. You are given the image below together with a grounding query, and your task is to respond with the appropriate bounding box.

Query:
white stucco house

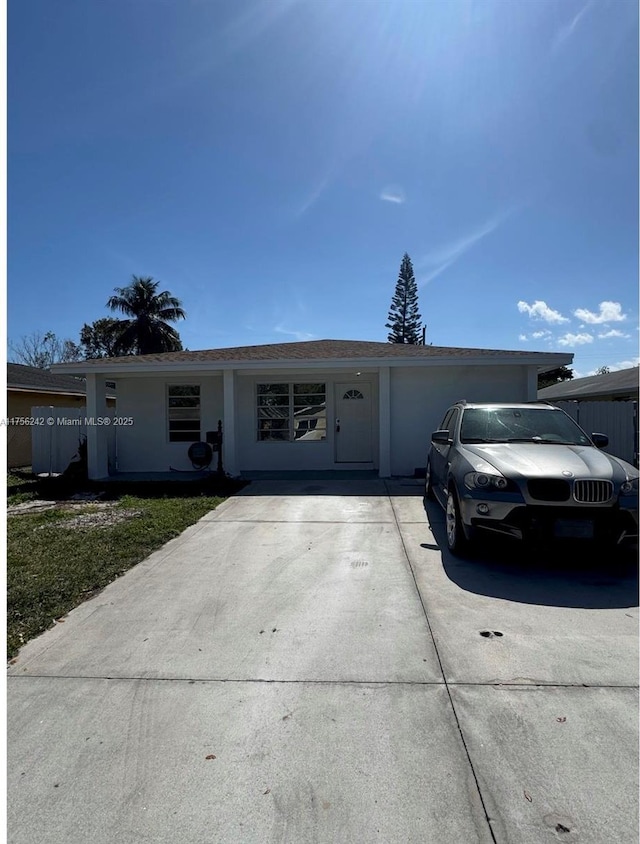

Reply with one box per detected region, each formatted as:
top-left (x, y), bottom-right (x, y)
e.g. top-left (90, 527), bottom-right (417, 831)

top-left (53, 339), bottom-right (573, 480)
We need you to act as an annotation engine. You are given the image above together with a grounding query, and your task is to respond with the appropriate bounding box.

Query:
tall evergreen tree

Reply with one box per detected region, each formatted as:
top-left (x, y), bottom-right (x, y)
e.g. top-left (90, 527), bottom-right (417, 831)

top-left (385, 253), bottom-right (423, 344)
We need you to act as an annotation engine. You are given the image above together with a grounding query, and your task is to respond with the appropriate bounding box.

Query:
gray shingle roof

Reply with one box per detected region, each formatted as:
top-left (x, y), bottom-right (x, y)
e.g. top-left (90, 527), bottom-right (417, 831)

top-left (58, 339), bottom-right (568, 367)
top-left (7, 363), bottom-right (116, 397)
top-left (7, 363), bottom-right (89, 394)
top-left (538, 367), bottom-right (639, 400)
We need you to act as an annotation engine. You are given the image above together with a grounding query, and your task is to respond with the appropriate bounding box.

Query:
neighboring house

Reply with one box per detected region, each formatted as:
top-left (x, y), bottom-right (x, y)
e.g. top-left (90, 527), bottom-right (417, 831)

top-left (7, 363), bottom-right (115, 468)
top-left (538, 367), bottom-right (639, 402)
top-left (538, 367), bottom-right (639, 467)
top-left (53, 339), bottom-right (572, 480)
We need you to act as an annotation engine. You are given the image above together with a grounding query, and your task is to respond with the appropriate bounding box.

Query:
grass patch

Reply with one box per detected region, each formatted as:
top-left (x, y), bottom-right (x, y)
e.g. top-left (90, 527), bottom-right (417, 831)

top-left (7, 492), bottom-right (229, 658)
top-left (7, 490), bottom-right (39, 505)
top-left (7, 470), bottom-right (39, 504)
top-left (8, 471), bottom-right (32, 488)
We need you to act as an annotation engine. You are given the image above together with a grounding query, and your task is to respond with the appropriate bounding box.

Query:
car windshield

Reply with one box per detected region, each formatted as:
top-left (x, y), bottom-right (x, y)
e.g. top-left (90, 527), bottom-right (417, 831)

top-left (459, 407), bottom-right (592, 446)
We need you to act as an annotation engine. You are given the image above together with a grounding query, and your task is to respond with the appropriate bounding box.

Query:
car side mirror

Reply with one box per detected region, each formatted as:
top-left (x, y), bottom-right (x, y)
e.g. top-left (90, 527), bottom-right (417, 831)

top-left (431, 430), bottom-right (452, 445)
top-left (591, 433), bottom-right (608, 449)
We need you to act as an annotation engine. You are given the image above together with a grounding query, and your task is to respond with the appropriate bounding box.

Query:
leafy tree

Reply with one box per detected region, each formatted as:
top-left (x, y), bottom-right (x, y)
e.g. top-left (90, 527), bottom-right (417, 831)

top-left (595, 365), bottom-right (610, 375)
top-left (80, 318), bottom-right (132, 359)
top-left (8, 331), bottom-right (81, 368)
top-left (106, 276), bottom-right (186, 355)
top-left (538, 366), bottom-right (574, 390)
top-left (385, 253), bottom-right (423, 344)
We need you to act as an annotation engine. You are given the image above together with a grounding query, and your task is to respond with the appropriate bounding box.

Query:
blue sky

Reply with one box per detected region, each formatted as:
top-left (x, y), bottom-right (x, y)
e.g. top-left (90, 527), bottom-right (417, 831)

top-left (7, 0), bottom-right (638, 377)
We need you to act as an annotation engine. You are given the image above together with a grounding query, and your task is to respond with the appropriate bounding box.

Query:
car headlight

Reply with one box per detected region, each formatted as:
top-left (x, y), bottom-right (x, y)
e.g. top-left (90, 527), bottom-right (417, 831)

top-left (464, 472), bottom-right (509, 491)
top-left (620, 478), bottom-right (639, 495)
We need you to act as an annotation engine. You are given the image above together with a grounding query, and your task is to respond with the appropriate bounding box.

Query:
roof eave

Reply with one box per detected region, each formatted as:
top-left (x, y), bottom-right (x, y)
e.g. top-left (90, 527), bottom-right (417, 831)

top-left (541, 387), bottom-right (638, 400)
top-left (52, 352), bottom-right (573, 376)
top-left (8, 385), bottom-right (87, 396)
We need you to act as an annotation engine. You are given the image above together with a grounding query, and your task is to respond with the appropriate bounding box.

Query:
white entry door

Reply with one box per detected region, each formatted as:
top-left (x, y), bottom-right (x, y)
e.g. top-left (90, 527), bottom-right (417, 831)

top-left (335, 383), bottom-right (373, 463)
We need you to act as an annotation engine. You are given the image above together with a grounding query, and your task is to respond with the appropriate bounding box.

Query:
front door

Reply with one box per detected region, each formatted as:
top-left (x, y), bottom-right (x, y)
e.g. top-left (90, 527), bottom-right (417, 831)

top-left (335, 383), bottom-right (373, 463)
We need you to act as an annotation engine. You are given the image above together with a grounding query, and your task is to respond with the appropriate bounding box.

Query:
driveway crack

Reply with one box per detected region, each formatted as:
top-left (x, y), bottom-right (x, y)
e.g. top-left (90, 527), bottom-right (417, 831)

top-left (385, 480), bottom-right (500, 844)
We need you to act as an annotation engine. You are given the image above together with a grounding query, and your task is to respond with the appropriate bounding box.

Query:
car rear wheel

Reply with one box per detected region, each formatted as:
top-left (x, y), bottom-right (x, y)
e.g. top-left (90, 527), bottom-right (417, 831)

top-left (446, 488), bottom-right (469, 556)
top-left (424, 461), bottom-right (435, 500)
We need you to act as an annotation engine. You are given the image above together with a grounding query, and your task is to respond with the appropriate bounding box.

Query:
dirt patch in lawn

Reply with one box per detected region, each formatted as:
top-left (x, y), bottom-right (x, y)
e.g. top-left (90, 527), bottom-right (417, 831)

top-left (8, 498), bottom-right (143, 529)
top-left (40, 504), bottom-right (144, 530)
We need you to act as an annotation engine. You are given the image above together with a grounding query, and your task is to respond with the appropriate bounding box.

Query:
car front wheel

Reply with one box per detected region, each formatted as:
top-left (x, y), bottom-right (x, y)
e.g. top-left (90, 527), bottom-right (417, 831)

top-left (446, 488), bottom-right (469, 556)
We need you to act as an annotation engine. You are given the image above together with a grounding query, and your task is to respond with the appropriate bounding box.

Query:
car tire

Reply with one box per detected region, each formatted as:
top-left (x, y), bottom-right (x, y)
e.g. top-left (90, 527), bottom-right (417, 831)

top-left (446, 487), bottom-right (469, 556)
top-left (424, 461), bottom-right (435, 500)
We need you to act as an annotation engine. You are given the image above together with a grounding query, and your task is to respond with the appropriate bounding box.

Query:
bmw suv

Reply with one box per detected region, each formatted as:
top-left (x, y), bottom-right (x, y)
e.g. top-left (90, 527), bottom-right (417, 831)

top-left (425, 401), bottom-right (639, 555)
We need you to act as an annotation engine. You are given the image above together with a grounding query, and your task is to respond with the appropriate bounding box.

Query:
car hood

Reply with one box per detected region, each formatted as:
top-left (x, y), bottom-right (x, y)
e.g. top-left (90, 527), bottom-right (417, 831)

top-left (462, 443), bottom-right (630, 481)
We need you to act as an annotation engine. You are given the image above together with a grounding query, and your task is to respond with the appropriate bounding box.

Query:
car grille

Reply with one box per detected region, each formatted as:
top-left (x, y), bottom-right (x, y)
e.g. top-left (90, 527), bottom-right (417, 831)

top-left (527, 479), bottom-right (571, 501)
top-left (573, 480), bottom-right (613, 503)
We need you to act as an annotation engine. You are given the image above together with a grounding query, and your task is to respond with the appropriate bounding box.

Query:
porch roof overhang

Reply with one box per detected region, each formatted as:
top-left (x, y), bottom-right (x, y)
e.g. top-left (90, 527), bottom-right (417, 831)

top-left (52, 352), bottom-right (573, 378)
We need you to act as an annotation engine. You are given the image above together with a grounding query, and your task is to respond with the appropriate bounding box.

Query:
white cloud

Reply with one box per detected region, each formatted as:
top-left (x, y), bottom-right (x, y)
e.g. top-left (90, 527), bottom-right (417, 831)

top-left (518, 334), bottom-right (528, 341)
top-left (417, 205), bottom-right (520, 286)
top-left (274, 325), bottom-right (315, 341)
top-left (178, 0), bottom-right (300, 94)
top-left (296, 172), bottom-right (333, 217)
top-left (573, 301), bottom-right (627, 324)
top-left (552, 1), bottom-right (592, 51)
top-left (597, 329), bottom-right (630, 339)
top-left (517, 300), bottom-right (569, 324)
top-left (582, 358), bottom-right (639, 376)
top-left (531, 330), bottom-right (552, 339)
top-left (557, 332), bottom-right (594, 346)
top-left (380, 186), bottom-right (405, 204)
top-left (607, 358), bottom-right (640, 372)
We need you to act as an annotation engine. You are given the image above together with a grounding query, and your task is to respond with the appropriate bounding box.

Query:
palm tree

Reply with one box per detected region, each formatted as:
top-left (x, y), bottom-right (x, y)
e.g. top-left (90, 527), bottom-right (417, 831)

top-left (107, 276), bottom-right (186, 355)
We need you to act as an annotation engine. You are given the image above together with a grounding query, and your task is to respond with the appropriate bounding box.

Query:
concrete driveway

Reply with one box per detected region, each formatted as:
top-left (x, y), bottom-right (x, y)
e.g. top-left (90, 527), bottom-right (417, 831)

top-left (8, 479), bottom-right (639, 843)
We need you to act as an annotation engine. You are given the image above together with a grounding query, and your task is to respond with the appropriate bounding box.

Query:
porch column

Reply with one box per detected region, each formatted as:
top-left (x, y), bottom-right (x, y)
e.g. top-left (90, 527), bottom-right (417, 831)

top-left (378, 366), bottom-right (391, 477)
top-left (223, 369), bottom-right (238, 476)
top-left (527, 367), bottom-right (539, 401)
top-left (85, 373), bottom-right (109, 479)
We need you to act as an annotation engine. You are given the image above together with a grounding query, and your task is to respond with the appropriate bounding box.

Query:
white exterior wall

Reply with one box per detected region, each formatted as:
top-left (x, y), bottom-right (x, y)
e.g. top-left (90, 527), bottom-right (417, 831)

top-left (115, 375), bottom-right (223, 472)
top-left (235, 371), bottom-right (379, 472)
top-left (389, 365), bottom-right (530, 476)
top-left (109, 363), bottom-right (537, 475)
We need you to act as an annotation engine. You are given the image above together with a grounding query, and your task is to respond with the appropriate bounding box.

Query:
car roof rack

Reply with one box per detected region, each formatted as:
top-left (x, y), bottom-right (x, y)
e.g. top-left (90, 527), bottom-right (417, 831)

top-left (454, 399), bottom-right (467, 406)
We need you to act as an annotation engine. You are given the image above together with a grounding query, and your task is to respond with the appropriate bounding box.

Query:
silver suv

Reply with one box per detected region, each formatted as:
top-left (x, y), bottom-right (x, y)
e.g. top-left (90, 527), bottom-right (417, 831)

top-left (425, 401), bottom-right (639, 555)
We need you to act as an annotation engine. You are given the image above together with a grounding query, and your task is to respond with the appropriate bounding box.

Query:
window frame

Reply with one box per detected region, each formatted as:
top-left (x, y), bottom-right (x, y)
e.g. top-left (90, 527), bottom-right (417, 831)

top-left (447, 408), bottom-right (460, 437)
top-left (167, 383), bottom-right (202, 443)
top-left (256, 382), bottom-right (327, 443)
top-left (439, 409), bottom-right (454, 433)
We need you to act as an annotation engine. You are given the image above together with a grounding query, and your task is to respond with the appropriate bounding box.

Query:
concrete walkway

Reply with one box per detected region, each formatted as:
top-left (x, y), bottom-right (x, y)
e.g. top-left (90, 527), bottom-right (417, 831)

top-left (8, 480), bottom-right (639, 843)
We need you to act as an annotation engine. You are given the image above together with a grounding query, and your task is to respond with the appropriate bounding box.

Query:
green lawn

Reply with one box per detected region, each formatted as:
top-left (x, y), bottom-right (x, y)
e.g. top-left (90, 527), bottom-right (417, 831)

top-left (8, 471), bottom-right (31, 488)
top-left (7, 470), bottom-right (39, 505)
top-left (7, 493), bottom-right (226, 658)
